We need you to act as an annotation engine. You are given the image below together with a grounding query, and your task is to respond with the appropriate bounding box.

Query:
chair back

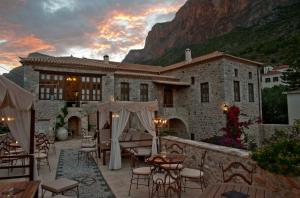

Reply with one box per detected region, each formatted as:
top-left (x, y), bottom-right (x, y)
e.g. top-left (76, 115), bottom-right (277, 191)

top-left (166, 143), bottom-right (184, 154)
top-left (199, 150), bottom-right (207, 171)
top-left (220, 161), bottom-right (254, 185)
top-left (149, 155), bottom-right (181, 197)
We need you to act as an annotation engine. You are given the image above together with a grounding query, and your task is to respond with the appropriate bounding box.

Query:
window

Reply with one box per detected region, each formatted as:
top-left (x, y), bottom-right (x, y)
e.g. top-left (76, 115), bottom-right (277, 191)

top-left (265, 78), bottom-right (271, 83)
top-left (163, 87), bottom-right (173, 107)
top-left (191, 77), bottom-right (195, 85)
top-left (273, 77), bottom-right (279, 82)
top-left (140, 84), bottom-right (148, 101)
top-left (39, 72), bottom-right (63, 100)
top-left (248, 83), bottom-right (254, 102)
top-left (234, 69), bottom-right (238, 77)
top-left (81, 76), bottom-right (101, 101)
top-left (40, 74), bottom-right (45, 80)
top-left (249, 72), bottom-right (252, 79)
top-left (121, 82), bottom-right (129, 101)
top-left (200, 82), bottom-right (209, 102)
top-left (191, 133), bottom-right (195, 140)
top-left (234, 81), bottom-right (240, 102)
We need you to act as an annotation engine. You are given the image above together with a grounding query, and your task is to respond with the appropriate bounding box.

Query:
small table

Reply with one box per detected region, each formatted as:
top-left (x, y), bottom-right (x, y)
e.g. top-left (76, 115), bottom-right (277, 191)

top-left (201, 183), bottom-right (273, 198)
top-left (147, 153), bottom-right (186, 164)
top-left (0, 181), bottom-right (40, 198)
top-left (99, 143), bottom-right (110, 165)
top-left (41, 178), bottom-right (79, 197)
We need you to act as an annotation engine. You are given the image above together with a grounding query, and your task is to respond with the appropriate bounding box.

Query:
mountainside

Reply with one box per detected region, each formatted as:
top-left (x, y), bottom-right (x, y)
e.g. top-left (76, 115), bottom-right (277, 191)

top-left (123, 0), bottom-right (299, 66)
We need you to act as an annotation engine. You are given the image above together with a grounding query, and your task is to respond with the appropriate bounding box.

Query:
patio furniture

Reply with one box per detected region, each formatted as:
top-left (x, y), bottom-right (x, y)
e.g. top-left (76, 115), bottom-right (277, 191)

top-left (220, 161), bottom-right (255, 185)
top-left (181, 150), bottom-right (207, 191)
top-left (161, 143), bottom-right (185, 170)
top-left (201, 183), bottom-right (273, 198)
top-left (0, 181), bottom-right (40, 198)
top-left (35, 140), bottom-right (51, 175)
top-left (41, 178), bottom-right (79, 198)
top-left (148, 155), bottom-right (182, 198)
top-left (78, 147), bottom-right (98, 166)
top-left (128, 154), bottom-right (152, 196)
top-left (47, 134), bottom-right (56, 153)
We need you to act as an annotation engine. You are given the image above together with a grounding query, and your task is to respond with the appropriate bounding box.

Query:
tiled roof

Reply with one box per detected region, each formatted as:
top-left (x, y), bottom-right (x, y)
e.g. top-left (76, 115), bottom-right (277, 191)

top-left (20, 54), bottom-right (161, 74)
top-left (262, 70), bottom-right (281, 76)
top-left (273, 65), bottom-right (289, 71)
top-left (160, 51), bottom-right (263, 73)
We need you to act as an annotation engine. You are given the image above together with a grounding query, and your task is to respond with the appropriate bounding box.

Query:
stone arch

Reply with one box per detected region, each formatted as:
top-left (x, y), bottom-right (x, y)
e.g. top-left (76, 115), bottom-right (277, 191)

top-left (64, 110), bottom-right (88, 136)
top-left (166, 116), bottom-right (189, 139)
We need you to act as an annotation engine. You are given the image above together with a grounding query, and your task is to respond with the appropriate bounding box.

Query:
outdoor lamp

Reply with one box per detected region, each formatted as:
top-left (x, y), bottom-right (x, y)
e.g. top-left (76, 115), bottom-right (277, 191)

top-left (112, 113), bottom-right (119, 118)
top-left (223, 104), bottom-right (229, 114)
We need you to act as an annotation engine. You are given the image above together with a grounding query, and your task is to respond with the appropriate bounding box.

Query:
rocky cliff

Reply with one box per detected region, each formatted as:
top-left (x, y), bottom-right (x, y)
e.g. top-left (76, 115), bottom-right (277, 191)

top-left (123, 0), bottom-right (295, 64)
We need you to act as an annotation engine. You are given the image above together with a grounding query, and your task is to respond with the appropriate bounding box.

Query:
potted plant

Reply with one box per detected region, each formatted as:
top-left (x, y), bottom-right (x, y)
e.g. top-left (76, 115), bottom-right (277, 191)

top-left (55, 105), bottom-right (68, 141)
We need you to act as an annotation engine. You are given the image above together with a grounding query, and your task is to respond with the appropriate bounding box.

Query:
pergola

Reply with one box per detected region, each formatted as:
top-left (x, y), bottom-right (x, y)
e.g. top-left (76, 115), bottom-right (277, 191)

top-left (97, 101), bottom-right (158, 170)
top-left (0, 75), bottom-right (35, 180)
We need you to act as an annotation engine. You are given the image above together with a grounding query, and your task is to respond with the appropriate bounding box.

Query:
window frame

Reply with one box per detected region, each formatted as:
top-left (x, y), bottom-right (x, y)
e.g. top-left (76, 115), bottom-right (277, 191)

top-left (248, 83), bottom-right (254, 102)
top-left (234, 81), bottom-right (240, 102)
top-left (163, 87), bottom-right (173, 107)
top-left (140, 83), bottom-right (149, 102)
top-left (200, 82), bottom-right (209, 103)
top-left (121, 82), bottom-right (130, 101)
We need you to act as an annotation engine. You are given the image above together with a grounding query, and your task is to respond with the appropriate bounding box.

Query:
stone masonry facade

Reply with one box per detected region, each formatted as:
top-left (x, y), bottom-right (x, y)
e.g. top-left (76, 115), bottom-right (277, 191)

top-left (17, 51), bottom-right (262, 140)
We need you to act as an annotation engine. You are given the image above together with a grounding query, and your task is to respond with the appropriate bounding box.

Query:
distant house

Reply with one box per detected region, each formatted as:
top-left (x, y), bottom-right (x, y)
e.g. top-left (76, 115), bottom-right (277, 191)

top-left (262, 65), bottom-right (289, 88)
top-left (10, 50), bottom-right (263, 140)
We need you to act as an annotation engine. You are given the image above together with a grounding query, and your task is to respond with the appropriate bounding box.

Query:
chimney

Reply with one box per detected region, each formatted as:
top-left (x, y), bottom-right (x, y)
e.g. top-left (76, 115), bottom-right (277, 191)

top-left (185, 48), bottom-right (192, 62)
top-left (103, 55), bottom-right (109, 64)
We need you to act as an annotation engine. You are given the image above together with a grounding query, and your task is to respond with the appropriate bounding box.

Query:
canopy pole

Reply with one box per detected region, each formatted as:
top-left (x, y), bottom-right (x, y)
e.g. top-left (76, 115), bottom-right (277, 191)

top-left (97, 110), bottom-right (101, 159)
top-left (29, 108), bottom-right (35, 181)
top-left (109, 112), bottom-right (112, 139)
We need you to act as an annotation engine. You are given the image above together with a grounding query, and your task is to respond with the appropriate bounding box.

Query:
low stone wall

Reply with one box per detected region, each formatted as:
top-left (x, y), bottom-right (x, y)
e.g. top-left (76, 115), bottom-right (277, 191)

top-left (161, 136), bottom-right (300, 197)
top-left (258, 124), bottom-right (291, 143)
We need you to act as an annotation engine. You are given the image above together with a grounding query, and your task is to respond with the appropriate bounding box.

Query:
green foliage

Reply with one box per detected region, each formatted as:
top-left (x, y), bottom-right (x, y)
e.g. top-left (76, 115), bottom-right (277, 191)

top-left (0, 123), bottom-right (9, 134)
top-left (55, 105), bottom-right (68, 130)
top-left (142, 2), bottom-right (300, 67)
top-left (282, 66), bottom-right (300, 90)
top-left (262, 85), bottom-right (288, 124)
top-left (252, 121), bottom-right (300, 176)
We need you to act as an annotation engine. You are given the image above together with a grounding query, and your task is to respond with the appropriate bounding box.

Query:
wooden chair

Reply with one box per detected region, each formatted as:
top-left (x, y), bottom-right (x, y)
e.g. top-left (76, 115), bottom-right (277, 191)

top-left (149, 155), bottom-right (182, 198)
top-left (35, 139), bottom-right (51, 175)
top-left (128, 153), bottom-right (152, 196)
top-left (181, 150), bottom-right (207, 191)
top-left (220, 161), bottom-right (255, 185)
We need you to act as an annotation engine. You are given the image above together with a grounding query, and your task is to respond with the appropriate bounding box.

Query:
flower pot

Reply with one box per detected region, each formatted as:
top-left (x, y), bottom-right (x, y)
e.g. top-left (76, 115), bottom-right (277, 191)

top-left (56, 127), bottom-right (68, 141)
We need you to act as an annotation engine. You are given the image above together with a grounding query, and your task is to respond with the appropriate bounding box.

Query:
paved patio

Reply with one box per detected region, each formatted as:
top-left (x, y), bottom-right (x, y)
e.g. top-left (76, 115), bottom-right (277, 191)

top-left (39, 138), bottom-right (202, 197)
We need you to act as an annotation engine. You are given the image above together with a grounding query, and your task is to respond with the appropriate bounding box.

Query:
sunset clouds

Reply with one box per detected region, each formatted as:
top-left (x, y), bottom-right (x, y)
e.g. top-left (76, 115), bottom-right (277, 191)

top-left (0, 0), bottom-right (186, 73)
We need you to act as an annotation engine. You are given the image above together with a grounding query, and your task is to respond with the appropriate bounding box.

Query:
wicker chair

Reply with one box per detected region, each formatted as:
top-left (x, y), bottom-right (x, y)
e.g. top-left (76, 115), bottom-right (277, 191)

top-left (180, 150), bottom-right (207, 191)
top-left (35, 139), bottom-right (51, 175)
top-left (161, 143), bottom-right (185, 170)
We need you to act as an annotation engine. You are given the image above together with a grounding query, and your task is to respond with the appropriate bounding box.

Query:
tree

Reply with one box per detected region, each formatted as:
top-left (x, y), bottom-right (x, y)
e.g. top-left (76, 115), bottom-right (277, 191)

top-left (282, 65), bottom-right (300, 91)
top-left (262, 85), bottom-right (288, 124)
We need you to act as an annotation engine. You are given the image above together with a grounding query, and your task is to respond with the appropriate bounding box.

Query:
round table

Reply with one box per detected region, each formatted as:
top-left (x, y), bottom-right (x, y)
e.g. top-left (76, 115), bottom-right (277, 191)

top-left (147, 153), bottom-right (185, 164)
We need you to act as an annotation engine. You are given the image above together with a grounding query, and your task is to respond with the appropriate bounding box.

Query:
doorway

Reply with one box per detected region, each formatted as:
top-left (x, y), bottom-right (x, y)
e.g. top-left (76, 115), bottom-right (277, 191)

top-left (68, 116), bottom-right (81, 136)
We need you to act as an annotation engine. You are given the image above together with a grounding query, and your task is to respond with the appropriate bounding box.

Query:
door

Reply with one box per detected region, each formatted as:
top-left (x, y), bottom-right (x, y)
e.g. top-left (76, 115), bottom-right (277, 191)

top-left (65, 76), bottom-right (80, 102)
top-left (68, 116), bottom-right (80, 136)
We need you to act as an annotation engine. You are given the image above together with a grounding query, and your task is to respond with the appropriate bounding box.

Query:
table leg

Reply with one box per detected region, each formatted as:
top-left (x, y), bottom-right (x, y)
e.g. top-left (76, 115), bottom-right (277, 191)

top-left (103, 150), bottom-right (106, 165)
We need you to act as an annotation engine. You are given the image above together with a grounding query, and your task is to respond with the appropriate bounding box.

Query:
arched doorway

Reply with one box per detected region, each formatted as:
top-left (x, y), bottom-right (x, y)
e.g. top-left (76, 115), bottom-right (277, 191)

top-left (68, 116), bottom-right (81, 136)
top-left (167, 118), bottom-right (188, 139)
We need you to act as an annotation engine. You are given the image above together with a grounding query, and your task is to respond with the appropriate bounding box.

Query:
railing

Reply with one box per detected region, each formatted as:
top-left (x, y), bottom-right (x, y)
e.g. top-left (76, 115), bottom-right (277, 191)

top-left (0, 154), bottom-right (34, 180)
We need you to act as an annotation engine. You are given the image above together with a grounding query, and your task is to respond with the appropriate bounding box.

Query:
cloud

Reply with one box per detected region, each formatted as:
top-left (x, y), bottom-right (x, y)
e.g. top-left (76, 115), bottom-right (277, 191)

top-left (0, 0), bottom-right (186, 70)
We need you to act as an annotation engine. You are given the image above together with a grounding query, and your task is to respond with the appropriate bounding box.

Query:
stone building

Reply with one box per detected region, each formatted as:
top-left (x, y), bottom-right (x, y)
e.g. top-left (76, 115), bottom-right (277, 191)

top-left (262, 65), bottom-right (289, 88)
top-left (14, 50), bottom-right (262, 140)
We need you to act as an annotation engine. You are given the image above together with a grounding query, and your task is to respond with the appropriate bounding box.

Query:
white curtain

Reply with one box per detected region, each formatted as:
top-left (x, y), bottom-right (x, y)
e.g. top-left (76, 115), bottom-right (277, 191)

top-left (0, 107), bottom-right (31, 153)
top-left (136, 109), bottom-right (157, 155)
top-left (109, 108), bottom-right (130, 170)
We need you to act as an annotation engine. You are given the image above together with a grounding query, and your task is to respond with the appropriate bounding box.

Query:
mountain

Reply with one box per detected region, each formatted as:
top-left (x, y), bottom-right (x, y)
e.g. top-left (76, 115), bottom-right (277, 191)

top-left (123, 0), bottom-right (299, 66)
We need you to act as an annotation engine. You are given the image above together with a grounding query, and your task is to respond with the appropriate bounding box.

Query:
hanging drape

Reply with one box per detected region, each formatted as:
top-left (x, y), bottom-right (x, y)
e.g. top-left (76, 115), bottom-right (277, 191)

top-left (0, 76), bottom-right (34, 153)
top-left (136, 109), bottom-right (157, 155)
top-left (109, 108), bottom-right (130, 170)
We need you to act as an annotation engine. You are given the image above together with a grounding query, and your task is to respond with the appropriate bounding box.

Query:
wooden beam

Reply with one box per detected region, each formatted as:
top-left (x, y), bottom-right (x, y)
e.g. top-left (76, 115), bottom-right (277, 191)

top-left (29, 108), bottom-right (35, 181)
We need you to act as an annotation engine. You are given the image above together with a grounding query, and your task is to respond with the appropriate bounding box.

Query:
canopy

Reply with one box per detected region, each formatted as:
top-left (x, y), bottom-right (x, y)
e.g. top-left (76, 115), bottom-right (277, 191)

top-left (0, 75), bottom-right (35, 153)
top-left (97, 101), bottom-right (158, 170)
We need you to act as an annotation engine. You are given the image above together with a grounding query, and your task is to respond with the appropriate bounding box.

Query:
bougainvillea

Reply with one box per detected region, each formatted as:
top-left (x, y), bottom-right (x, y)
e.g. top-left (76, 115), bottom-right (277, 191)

top-left (220, 105), bottom-right (254, 147)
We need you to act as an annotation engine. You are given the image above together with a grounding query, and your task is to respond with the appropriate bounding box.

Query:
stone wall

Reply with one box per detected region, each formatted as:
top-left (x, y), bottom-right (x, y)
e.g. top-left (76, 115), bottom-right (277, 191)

top-left (162, 136), bottom-right (300, 198)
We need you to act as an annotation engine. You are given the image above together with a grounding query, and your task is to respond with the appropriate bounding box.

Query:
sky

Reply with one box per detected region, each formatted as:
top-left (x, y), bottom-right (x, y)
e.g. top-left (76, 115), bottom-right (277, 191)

top-left (0, 0), bottom-right (186, 74)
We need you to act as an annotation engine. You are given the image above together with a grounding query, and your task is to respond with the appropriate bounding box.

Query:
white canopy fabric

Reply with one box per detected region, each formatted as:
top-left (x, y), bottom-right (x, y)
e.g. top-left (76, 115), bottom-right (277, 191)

top-left (0, 75), bottom-right (35, 153)
top-left (97, 101), bottom-right (158, 170)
